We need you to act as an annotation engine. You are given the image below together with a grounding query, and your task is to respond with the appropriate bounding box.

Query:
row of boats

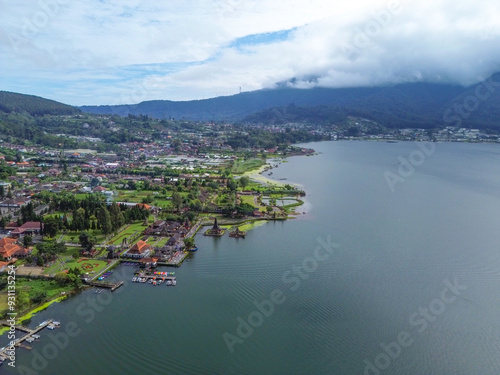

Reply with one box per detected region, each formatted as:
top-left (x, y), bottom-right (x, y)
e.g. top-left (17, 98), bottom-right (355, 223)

top-left (98, 270), bottom-right (113, 281)
top-left (38, 320), bottom-right (61, 330)
top-left (132, 277), bottom-right (176, 286)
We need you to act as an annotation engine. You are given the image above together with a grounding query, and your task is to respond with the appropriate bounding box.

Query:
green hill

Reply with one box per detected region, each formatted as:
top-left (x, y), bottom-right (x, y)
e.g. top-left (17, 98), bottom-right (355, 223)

top-left (80, 73), bottom-right (500, 130)
top-left (0, 91), bottom-right (80, 116)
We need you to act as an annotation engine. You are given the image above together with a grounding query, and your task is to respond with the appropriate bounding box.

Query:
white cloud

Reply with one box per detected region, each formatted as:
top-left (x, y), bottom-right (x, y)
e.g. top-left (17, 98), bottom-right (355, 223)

top-left (1, 0), bottom-right (499, 105)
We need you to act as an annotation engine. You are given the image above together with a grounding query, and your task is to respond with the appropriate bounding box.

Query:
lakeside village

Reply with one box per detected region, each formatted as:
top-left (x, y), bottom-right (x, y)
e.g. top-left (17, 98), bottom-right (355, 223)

top-left (0, 138), bottom-right (312, 334)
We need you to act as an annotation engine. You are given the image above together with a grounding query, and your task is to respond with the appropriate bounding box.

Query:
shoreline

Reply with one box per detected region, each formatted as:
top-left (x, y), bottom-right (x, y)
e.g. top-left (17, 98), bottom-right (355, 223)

top-left (242, 158), bottom-right (304, 188)
top-left (0, 155), bottom-right (311, 330)
top-left (0, 294), bottom-right (68, 336)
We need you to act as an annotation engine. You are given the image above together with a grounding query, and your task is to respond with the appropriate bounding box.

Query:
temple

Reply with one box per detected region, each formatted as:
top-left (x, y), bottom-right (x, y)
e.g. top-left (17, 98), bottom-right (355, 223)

top-left (205, 218), bottom-right (225, 236)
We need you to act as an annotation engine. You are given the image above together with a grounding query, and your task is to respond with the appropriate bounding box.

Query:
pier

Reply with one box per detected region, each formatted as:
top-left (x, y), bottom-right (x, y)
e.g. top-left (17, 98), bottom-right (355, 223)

top-left (134, 273), bottom-right (176, 281)
top-left (0, 319), bottom-right (55, 361)
top-left (87, 280), bottom-right (124, 291)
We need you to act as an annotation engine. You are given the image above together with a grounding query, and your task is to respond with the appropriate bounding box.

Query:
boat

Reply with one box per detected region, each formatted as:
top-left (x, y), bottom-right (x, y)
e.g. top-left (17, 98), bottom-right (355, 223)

top-left (47, 324), bottom-right (55, 330)
top-left (189, 247), bottom-right (198, 252)
top-left (166, 280), bottom-right (173, 286)
top-left (172, 280), bottom-right (177, 286)
top-left (132, 277), bottom-right (137, 282)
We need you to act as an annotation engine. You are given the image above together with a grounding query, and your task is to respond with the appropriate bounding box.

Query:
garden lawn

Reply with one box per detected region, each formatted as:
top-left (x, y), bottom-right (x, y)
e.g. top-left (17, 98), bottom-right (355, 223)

top-left (240, 195), bottom-right (267, 212)
top-left (108, 221), bottom-right (149, 245)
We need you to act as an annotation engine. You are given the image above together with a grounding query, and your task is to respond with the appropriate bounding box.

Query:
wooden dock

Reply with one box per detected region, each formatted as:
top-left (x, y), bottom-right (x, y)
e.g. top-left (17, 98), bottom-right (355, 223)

top-left (0, 319), bottom-right (55, 360)
top-left (87, 280), bottom-right (124, 291)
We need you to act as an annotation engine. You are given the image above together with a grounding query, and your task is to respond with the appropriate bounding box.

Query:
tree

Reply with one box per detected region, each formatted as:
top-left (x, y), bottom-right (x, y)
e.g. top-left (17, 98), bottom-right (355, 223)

top-left (183, 237), bottom-right (195, 250)
top-left (35, 241), bottom-right (66, 266)
top-left (172, 192), bottom-right (183, 212)
top-left (23, 235), bottom-right (32, 248)
top-left (109, 203), bottom-right (124, 231)
top-left (227, 178), bottom-right (237, 192)
top-left (90, 177), bottom-right (100, 188)
top-left (97, 207), bottom-right (112, 235)
top-left (79, 231), bottom-right (96, 252)
top-left (42, 216), bottom-right (60, 238)
top-left (72, 207), bottom-right (87, 231)
top-left (32, 291), bottom-right (47, 304)
top-left (239, 176), bottom-right (250, 189)
top-left (55, 272), bottom-right (70, 286)
top-left (236, 203), bottom-right (255, 215)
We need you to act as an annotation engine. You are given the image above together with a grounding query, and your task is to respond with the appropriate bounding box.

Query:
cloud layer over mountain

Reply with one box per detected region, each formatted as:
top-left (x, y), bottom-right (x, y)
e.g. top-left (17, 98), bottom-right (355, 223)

top-left (1, 0), bottom-right (499, 105)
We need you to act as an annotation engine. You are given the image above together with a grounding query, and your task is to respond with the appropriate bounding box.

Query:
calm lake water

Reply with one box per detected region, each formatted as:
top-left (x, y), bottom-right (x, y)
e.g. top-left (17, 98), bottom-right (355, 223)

top-left (3, 141), bottom-right (500, 374)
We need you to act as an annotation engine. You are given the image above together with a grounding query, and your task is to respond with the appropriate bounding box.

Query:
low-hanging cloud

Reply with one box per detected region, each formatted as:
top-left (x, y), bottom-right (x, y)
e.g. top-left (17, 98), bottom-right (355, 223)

top-left (1, 0), bottom-right (499, 105)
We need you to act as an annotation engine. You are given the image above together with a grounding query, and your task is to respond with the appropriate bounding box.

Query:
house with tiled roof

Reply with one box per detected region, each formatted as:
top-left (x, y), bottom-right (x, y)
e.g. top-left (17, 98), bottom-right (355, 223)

top-left (123, 240), bottom-right (151, 259)
top-left (11, 221), bottom-right (43, 235)
top-left (0, 238), bottom-right (29, 260)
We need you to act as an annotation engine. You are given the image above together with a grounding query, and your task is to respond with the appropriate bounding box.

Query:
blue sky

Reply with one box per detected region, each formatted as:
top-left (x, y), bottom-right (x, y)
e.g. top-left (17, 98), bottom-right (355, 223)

top-left (1, 0), bottom-right (500, 106)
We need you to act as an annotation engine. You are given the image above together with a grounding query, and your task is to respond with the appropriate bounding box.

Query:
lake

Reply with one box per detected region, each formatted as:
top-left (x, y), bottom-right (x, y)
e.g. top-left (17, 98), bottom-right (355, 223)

top-left (3, 141), bottom-right (500, 374)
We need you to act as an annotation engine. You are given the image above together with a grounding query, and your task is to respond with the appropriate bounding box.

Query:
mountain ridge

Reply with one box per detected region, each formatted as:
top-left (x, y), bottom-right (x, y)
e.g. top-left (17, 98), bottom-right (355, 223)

top-left (0, 91), bottom-right (80, 116)
top-left (79, 74), bottom-right (500, 129)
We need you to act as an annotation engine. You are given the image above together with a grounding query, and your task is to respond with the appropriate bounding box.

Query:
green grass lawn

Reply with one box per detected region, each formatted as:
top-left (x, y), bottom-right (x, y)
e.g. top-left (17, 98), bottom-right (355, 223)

top-left (115, 190), bottom-right (152, 203)
top-left (62, 246), bottom-right (81, 257)
top-left (59, 230), bottom-right (106, 244)
top-left (232, 158), bottom-right (266, 174)
top-left (155, 237), bottom-right (171, 247)
top-left (108, 221), bottom-right (148, 245)
top-left (43, 258), bottom-right (111, 276)
top-left (240, 195), bottom-right (267, 212)
top-left (153, 199), bottom-right (172, 208)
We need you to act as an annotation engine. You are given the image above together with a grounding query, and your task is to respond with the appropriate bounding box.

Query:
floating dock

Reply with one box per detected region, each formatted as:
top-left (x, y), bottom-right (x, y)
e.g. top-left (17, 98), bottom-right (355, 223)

top-left (87, 280), bottom-right (124, 291)
top-left (0, 319), bottom-right (56, 361)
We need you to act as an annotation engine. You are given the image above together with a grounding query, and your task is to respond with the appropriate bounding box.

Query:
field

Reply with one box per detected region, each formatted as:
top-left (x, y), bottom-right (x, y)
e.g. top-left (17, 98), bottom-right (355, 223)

top-left (0, 278), bottom-right (72, 314)
top-left (43, 257), bottom-right (111, 276)
top-left (232, 158), bottom-right (266, 174)
top-left (107, 221), bottom-right (149, 245)
top-left (115, 190), bottom-right (173, 208)
top-left (59, 230), bottom-right (106, 244)
top-left (239, 195), bottom-right (267, 212)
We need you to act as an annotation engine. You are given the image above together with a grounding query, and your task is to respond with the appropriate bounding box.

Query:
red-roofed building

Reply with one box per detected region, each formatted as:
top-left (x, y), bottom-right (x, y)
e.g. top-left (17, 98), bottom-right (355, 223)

top-left (124, 240), bottom-right (151, 259)
top-left (11, 221), bottom-right (43, 235)
top-left (4, 222), bottom-right (18, 231)
top-left (0, 238), bottom-right (29, 260)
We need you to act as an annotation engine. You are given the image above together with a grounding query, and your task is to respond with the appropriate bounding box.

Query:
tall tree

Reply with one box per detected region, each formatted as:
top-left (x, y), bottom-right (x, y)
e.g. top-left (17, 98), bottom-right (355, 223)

top-left (109, 203), bottom-right (124, 231)
top-left (79, 231), bottom-right (96, 252)
top-left (97, 207), bottom-right (113, 235)
top-left (239, 176), bottom-right (250, 189)
top-left (172, 192), bottom-right (183, 212)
